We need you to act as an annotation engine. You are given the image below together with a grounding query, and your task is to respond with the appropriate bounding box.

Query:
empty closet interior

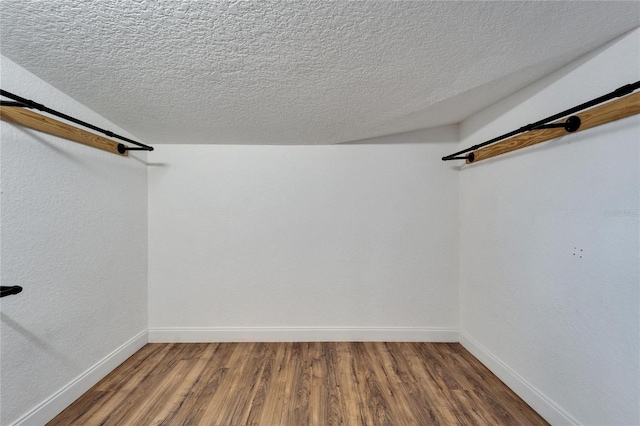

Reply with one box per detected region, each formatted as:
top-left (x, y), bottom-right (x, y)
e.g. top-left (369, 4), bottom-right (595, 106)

top-left (1, 2), bottom-right (639, 425)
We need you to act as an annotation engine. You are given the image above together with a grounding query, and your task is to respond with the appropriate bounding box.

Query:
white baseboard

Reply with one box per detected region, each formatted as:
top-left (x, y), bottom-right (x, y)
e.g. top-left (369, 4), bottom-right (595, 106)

top-left (12, 329), bottom-right (148, 426)
top-left (459, 330), bottom-right (579, 426)
top-left (148, 327), bottom-right (459, 343)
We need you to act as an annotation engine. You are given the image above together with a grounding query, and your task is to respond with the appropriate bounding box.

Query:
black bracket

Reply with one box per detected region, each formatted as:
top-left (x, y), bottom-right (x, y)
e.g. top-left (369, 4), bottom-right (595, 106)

top-left (532, 116), bottom-right (581, 133)
top-left (117, 144), bottom-right (150, 154)
top-left (447, 153), bottom-right (475, 162)
top-left (1, 286), bottom-right (23, 297)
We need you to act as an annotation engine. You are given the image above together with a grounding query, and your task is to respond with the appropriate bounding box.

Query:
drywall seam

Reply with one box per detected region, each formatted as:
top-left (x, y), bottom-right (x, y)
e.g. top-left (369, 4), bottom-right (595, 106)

top-left (11, 330), bottom-right (148, 426)
top-left (148, 327), bottom-right (459, 343)
top-left (459, 331), bottom-right (579, 426)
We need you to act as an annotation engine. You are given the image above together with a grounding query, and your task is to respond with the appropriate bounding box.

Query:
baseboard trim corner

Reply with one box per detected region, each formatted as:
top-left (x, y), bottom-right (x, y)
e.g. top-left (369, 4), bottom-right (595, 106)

top-left (148, 326), bottom-right (459, 343)
top-left (12, 329), bottom-right (148, 426)
top-left (459, 330), bottom-right (579, 426)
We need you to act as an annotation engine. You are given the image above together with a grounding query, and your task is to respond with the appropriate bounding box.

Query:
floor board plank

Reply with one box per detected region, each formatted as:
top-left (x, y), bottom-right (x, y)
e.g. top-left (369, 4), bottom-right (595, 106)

top-left (48, 342), bottom-right (548, 426)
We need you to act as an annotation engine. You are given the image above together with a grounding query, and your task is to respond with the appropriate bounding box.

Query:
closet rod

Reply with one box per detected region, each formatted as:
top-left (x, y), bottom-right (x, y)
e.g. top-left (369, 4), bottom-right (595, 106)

top-left (442, 81), bottom-right (640, 163)
top-left (0, 89), bottom-right (153, 155)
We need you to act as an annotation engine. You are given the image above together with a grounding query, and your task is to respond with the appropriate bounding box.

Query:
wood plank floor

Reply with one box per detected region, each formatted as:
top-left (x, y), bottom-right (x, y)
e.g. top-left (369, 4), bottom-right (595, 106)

top-left (48, 342), bottom-right (548, 425)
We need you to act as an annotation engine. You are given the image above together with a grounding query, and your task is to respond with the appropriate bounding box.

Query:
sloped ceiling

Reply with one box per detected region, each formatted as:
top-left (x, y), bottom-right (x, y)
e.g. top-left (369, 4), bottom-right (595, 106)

top-left (1, 1), bottom-right (638, 145)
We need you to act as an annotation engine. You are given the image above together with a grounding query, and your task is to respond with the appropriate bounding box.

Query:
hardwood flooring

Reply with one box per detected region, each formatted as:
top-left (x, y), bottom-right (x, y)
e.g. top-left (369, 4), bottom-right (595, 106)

top-left (48, 342), bottom-right (548, 425)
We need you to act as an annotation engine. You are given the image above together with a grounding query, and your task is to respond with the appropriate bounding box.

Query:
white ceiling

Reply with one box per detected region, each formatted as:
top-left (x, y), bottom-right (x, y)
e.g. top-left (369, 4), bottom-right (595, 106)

top-left (1, 1), bottom-right (638, 145)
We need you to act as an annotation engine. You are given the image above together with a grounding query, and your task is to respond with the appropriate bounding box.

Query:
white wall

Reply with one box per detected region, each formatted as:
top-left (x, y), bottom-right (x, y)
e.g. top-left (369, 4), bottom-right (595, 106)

top-left (148, 127), bottom-right (459, 341)
top-left (459, 29), bottom-right (639, 425)
top-left (0, 56), bottom-right (148, 425)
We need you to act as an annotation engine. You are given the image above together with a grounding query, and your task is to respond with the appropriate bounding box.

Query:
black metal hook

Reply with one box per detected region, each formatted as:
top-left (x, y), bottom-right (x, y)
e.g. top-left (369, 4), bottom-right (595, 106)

top-left (0, 286), bottom-right (23, 297)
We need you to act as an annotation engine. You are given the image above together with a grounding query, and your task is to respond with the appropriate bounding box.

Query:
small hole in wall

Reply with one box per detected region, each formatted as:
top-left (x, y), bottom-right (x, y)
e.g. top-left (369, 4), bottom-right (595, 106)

top-left (573, 247), bottom-right (584, 258)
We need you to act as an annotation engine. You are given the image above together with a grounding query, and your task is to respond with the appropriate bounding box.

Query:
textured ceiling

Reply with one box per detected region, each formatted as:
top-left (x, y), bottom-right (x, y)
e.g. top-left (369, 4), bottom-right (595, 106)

top-left (1, 1), bottom-right (639, 145)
